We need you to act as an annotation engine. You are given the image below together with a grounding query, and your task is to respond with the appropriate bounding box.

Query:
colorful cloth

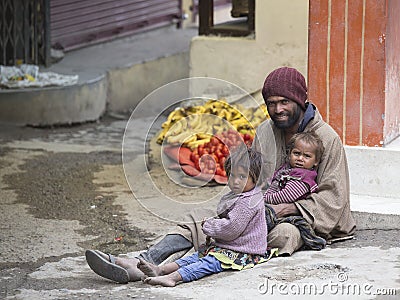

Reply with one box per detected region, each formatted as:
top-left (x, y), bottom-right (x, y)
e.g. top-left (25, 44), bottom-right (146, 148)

top-left (199, 245), bottom-right (279, 270)
top-left (265, 204), bottom-right (326, 250)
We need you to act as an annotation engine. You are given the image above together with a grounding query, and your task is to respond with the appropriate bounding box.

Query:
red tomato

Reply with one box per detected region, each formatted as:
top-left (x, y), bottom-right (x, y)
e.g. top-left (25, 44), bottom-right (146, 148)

top-left (215, 167), bottom-right (224, 176)
top-left (210, 137), bottom-right (219, 146)
top-left (243, 133), bottom-right (252, 141)
top-left (212, 154), bottom-right (219, 163)
top-left (221, 146), bottom-right (229, 156)
top-left (215, 150), bottom-right (224, 160)
top-left (219, 156), bottom-right (226, 167)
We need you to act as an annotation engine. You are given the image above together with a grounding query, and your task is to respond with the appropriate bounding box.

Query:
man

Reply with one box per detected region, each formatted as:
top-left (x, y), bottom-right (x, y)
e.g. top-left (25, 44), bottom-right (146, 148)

top-left (85, 67), bottom-right (356, 283)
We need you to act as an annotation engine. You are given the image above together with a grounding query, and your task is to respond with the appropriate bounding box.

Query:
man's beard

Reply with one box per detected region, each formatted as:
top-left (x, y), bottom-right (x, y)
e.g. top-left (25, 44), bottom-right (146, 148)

top-left (271, 105), bottom-right (302, 129)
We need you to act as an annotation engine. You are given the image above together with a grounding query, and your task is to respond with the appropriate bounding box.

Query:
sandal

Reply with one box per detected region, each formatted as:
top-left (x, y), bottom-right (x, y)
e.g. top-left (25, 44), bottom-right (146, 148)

top-left (85, 250), bottom-right (130, 283)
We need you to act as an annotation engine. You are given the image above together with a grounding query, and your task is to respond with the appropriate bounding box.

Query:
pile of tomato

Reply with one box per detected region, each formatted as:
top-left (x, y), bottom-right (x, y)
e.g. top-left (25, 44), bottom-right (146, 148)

top-left (189, 130), bottom-right (254, 177)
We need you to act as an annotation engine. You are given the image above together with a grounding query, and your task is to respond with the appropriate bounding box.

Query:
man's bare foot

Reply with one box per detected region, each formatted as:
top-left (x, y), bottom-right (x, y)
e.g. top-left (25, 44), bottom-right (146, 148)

top-left (137, 258), bottom-right (162, 277)
top-left (92, 251), bottom-right (144, 282)
top-left (143, 272), bottom-right (182, 287)
top-left (115, 257), bottom-right (145, 282)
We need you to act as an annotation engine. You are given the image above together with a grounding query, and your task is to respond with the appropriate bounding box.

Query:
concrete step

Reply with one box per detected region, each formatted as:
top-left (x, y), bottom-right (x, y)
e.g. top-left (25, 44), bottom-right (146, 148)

top-left (350, 194), bottom-right (400, 230)
top-left (346, 145), bottom-right (400, 199)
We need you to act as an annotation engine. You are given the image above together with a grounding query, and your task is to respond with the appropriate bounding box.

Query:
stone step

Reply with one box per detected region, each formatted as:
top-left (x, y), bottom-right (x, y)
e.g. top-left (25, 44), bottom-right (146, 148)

top-left (350, 194), bottom-right (400, 230)
top-left (346, 145), bottom-right (400, 199)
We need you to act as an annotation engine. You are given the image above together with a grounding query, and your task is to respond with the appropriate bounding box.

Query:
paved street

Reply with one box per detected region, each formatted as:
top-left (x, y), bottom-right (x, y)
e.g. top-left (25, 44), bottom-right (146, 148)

top-left (1, 116), bottom-right (399, 299)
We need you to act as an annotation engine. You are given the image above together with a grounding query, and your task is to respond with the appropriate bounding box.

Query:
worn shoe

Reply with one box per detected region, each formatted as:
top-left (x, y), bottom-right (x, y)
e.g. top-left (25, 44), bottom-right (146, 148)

top-left (85, 250), bottom-right (130, 284)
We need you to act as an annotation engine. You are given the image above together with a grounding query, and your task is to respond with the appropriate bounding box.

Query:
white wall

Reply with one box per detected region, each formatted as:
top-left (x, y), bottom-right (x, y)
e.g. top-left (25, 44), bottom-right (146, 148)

top-left (189, 0), bottom-right (309, 94)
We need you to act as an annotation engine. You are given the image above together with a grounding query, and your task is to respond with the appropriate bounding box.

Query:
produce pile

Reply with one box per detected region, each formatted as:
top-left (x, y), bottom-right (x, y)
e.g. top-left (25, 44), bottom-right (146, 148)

top-left (157, 99), bottom-right (269, 184)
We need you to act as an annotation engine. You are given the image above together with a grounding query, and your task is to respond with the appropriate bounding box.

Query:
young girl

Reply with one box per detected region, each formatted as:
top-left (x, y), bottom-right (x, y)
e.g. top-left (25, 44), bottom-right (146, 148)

top-left (264, 131), bottom-right (324, 204)
top-left (137, 147), bottom-right (270, 287)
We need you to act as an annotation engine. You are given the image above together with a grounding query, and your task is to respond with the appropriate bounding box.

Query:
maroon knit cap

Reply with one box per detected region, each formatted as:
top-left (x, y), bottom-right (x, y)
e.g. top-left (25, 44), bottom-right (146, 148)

top-left (262, 67), bottom-right (307, 110)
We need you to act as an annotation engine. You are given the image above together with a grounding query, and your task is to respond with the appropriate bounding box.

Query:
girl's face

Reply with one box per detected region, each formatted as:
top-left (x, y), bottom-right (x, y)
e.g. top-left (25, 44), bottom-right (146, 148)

top-left (228, 166), bottom-right (255, 194)
top-left (289, 139), bottom-right (319, 170)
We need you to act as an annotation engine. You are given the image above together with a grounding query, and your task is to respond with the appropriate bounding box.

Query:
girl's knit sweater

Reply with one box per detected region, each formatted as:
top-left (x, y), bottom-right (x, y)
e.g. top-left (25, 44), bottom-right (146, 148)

top-left (202, 187), bottom-right (268, 255)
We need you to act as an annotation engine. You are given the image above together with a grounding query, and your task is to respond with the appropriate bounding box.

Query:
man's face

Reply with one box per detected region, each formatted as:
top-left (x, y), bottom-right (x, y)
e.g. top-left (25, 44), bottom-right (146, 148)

top-left (265, 96), bottom-right (303, 129)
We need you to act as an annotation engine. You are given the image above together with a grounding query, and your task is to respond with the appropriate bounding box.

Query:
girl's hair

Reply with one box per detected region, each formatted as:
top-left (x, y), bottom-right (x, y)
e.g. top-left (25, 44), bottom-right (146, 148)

top-left (224, 146), bottom-right (262, 183)
top-left (287, 131), bottom-right (325, 163)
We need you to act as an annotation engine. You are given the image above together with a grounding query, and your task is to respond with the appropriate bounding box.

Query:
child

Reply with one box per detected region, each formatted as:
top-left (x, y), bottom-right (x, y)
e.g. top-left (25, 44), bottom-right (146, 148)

top-left (138, 147), bottom-right (269, 287)
top-left (264, 131), bottom-right (324, 204)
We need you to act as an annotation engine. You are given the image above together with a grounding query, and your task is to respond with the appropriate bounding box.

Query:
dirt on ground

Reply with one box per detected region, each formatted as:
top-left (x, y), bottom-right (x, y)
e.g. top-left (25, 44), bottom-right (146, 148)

top-left (0, 117), bottom-right (399, 299)
top-left (2, 150), bottom-right (155, 259)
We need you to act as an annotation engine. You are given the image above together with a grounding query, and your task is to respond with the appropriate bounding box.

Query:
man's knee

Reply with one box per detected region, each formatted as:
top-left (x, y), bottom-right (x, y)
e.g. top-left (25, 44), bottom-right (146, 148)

top-left (268, 223), bottom-right (303, 256)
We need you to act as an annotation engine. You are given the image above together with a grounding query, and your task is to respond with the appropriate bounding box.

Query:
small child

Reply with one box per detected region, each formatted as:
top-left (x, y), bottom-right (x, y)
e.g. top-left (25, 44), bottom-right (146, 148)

top-left (264, 131), bottom-right (324, 204)
top-left (138, 147), bottom-right (268, 287)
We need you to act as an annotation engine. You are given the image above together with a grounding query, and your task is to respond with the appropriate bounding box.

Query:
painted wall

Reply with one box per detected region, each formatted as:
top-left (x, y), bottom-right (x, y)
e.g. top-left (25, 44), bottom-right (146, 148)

top-left (189, 0), bottom-right (309, 95)
top-left (384, 0), bottom-right (400, 145)
top-left (308, 0), bottom-right (387, 147)
top-left (308, 0), bottom-right (400, 147)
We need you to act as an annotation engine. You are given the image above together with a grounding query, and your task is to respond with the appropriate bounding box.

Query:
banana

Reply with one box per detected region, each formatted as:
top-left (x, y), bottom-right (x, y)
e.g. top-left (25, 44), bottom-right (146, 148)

top-left (156, 128), bottom-right (168, 144)
top-left (187, 138), bottom-right (211, 150)
top-left (157, 99), bottom-right (269, 145)
top-left (188, 114), bottom-right (202, 129)
top-left (183, 134), bottom-right (198, 145)
top-left (230, 117), bottom-right (250, 127)
top-left (186, 105), bottom-right (206, 115)
top-left (196, 132), bottom-right (213, 139)
top-left (166, 108), bottom-right (185, 122)
top-left (167, 131), bottom-right (192, 144)
top-left (166, 120), bottom-right (183, 137)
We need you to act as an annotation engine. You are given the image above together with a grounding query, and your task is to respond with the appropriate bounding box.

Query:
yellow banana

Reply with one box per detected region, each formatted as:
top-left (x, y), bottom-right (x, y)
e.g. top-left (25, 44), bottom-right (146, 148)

top-left (183, 134), bottom-right (198, 145)
top-left (166, 120), bottom-right (183, 137)
top-left (196, 132), bottom-right (213, 140)
top-left (167, 131), bottom-right (192, 144)
top-left (167, 108), bottom-right (185, 122)
top-left (187, 138), bottom-right (211, 150)
top-left (188, 114), bottom-right (202, 129)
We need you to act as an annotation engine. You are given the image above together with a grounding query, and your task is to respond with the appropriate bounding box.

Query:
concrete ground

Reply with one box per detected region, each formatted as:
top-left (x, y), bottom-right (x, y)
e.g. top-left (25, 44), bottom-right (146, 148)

top-left (0, 114), bottom-right (399, 300)
top-left (1, 14), bottom-right (399, 299)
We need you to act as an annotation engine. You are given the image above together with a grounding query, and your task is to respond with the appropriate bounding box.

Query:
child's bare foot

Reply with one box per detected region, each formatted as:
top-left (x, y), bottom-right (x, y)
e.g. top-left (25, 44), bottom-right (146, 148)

top-left (143, 272), bottom-right (182, 287)
top-left (137, 258), bottom-right (162, 277)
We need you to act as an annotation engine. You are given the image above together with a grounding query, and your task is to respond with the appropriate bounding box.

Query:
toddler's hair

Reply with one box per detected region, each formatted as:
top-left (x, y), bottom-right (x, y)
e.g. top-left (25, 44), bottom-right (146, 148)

top-left (287, 131), bottom-right (325, 163)
top-left (224, 146), bottom-right (262, 183)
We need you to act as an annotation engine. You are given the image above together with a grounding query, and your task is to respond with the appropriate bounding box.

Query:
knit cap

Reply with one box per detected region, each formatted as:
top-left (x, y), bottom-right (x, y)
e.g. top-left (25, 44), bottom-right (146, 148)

top-left (262, 67), bottom-right (307, 110)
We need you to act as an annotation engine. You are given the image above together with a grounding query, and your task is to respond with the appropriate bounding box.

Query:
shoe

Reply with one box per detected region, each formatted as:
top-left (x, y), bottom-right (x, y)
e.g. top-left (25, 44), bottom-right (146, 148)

top-left (85, 250), bottom-right (130, 283)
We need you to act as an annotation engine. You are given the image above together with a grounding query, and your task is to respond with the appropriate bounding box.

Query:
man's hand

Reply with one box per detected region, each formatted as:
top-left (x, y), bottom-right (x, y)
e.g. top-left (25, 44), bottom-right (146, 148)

top-left (269, 203), bottom-right (300, 218)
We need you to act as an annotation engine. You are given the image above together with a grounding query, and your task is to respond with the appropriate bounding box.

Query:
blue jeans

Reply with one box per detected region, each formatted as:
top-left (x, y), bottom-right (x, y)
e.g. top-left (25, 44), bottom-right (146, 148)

top-left (175, 252), bottom-right (223, 282)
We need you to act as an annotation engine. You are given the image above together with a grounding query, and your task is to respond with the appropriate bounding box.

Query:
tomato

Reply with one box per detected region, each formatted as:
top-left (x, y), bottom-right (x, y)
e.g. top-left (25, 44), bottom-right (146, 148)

top-left (210, 137), bottom-right (219, 146)
top-left (194, 160), bottom-right (200, 170)
top-left (215, 150), bottom-right (224, 160)
top-left (215, 167), bottom-right (224, 176)
top-left (243, 133), bottom-right (252, 141)
top-left (219, 156), bottom-right (226, 167)
top-left (221, 146), bottom-right (229, 156)
top-left (190, 151), bottom-right (197, 162)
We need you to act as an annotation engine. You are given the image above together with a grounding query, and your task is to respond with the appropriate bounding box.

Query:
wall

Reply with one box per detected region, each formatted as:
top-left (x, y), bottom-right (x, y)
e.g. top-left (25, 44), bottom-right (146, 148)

top-left (107, 52), bottom-right (190, 114)
top-left (189, 0), bottom-right (309, 95)
top-left (384, 0), bottom-right (400, 145)
top-left (308, 0), bottom-right (391, 147)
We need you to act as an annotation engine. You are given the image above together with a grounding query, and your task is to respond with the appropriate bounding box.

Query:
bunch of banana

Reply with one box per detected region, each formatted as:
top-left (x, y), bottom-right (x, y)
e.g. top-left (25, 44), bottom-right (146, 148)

top-left (156, 99), bottom-right (269, 146)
